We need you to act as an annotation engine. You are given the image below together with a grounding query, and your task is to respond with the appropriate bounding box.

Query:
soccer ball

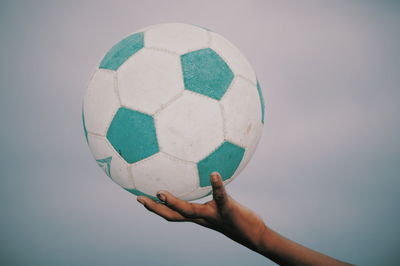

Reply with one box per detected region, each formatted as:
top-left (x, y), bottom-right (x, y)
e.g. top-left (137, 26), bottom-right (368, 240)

top-left (83, 23), bottom-right (265, 201)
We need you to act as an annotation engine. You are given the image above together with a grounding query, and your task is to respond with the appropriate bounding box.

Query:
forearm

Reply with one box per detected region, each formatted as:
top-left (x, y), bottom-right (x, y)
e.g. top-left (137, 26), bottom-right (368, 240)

top-left (256, 225), bottom-right (352, 266)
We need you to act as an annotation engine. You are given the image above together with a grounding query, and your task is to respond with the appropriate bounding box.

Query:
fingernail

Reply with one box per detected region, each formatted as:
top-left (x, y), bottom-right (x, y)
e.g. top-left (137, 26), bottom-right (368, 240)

top-left (211, 172), bottom-right (219, 183)
top-left (137, 196), bottom-right (145, 205)
top-left (157, 192), bottom-right (166, 202)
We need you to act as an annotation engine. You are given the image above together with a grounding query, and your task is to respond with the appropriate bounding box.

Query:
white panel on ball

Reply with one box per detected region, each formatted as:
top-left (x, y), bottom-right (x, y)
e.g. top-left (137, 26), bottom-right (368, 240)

top-left (221, 77), bottom-right (262, 149)
top-left (84, 69), bottom-right (120, 136)
top-left (117, 48), bottom-right (184, 115)
top-left (155, 91), bottom-right (224, 162)
top-left (87, 134), bottom-right (135, 189)
top-left (131, 152), bottom-right (198, 198)
top-left (209, 32), bottom-right (257, 84)
top-left (234, 125), bottom-right (262, 179)
top-left (179, 186), bottom-right (213, 202)
top-left (144, 23), bottom-right (209, 55)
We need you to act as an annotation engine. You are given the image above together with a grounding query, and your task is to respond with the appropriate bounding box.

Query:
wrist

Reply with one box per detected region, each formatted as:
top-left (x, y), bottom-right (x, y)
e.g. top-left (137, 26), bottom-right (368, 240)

top-left (255, 224), bottom-right (275, 257)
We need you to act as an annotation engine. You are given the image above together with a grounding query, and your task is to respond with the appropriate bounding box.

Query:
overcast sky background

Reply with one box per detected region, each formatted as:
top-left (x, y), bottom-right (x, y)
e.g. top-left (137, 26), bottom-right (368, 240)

top-left (0, 1), bottom-right (399, 265)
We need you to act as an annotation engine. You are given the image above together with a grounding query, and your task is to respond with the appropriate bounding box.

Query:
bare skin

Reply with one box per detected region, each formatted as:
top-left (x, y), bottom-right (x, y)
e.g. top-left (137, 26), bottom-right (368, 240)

top-left (137, 172), bottom-right (352, 266)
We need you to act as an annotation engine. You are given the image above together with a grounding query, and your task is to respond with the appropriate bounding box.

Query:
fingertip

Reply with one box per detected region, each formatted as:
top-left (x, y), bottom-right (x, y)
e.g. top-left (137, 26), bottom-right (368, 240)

top-left (211, 171), bottom-right (220, 177)
top-left (210, 172), bottom-right (221, 183)
top-left (137, 196), bottom-right (146, 206)
top-left (156, 191), bottom-right (167, 202)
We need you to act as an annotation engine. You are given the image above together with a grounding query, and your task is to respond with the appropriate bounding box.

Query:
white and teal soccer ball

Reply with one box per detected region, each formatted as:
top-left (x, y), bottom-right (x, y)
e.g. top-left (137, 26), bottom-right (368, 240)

top-left (83, 23), bottom-right (265, 201)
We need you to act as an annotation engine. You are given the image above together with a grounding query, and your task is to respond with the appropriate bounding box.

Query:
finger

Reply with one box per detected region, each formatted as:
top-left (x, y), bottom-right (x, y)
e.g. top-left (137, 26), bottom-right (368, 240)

top-left (156, 190), bottom-right (214, 219)
top-left (210, 172), bottom-right (229, 211)
top-left (137, 196), bottom-right (212, 227)
top-left (137, 196), bottom-right (186, 222)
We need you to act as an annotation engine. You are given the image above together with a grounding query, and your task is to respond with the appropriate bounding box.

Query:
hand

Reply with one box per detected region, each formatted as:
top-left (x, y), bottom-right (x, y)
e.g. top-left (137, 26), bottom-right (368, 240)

top-left (136, 172), bottom-right (352, 265)
top-left (136, 172), bottom-right (267, 253)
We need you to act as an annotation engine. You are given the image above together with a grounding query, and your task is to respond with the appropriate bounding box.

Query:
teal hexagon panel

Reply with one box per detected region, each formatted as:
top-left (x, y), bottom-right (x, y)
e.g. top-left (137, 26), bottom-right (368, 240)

top-left (99, 32), bottom-right (144, 71)
top-left (256, 80), bottom-right (265, 123)
top-left (181, 48), bottom-right (234, 100)
top-left (197, 141), bottom-right (245, 187)
top-left (106, 107), bottom-right (159, 164)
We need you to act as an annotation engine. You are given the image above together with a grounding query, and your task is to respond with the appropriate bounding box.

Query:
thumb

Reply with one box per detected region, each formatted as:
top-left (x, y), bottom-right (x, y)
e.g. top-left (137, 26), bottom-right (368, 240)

top-left (210, 172), bottom-right (229, 211)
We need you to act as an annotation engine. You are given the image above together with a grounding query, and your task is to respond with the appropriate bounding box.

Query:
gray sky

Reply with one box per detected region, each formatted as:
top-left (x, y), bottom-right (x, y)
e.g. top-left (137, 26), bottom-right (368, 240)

top-left (0, 0), bottom-right (399, 265)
